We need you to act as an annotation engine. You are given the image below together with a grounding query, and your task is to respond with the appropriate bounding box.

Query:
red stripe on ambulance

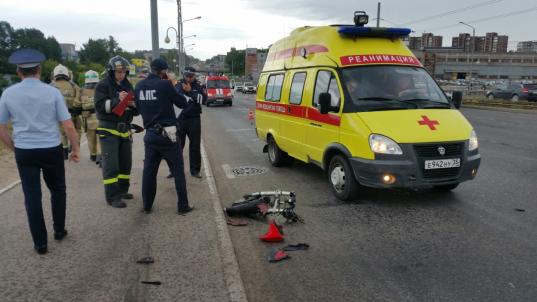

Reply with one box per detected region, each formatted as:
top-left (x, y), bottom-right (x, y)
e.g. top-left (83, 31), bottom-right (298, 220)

top-left (256, 101), bottom-right (340, 126)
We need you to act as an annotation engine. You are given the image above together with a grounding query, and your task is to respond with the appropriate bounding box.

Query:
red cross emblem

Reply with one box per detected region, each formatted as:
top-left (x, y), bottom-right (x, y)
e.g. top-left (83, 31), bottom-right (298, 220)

top-left (418, 115), bottom-right (439, 130)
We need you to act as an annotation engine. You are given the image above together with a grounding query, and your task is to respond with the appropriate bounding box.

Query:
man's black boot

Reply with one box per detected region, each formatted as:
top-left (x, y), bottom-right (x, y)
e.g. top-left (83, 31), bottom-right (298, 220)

top-left (54, 230), bottom-right (68, 241)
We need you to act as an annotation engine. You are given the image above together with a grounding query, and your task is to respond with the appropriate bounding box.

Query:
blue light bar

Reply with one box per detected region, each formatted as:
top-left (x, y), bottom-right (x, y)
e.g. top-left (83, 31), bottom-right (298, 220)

top-left (338, 26), bottom-right (412, 38)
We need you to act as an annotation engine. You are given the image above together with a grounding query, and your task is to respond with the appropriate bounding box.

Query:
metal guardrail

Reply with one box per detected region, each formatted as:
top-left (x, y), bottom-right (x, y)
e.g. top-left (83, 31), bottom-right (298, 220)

top-left (462, 98), bottom-right (537, 110)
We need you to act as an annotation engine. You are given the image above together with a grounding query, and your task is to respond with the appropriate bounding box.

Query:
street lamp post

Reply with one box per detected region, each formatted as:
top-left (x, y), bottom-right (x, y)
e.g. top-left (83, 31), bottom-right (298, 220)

top-left (460, 21), bottom-right (476, 80)
top-left (179, 16), bottom-right (201, 71)
top-left (164, 27), bottom-right (180, 73)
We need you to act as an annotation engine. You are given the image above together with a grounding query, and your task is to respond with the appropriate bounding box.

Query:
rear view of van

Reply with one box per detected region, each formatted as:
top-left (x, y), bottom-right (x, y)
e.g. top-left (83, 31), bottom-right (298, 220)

top-left (255, 12), bottom-right (481, 200)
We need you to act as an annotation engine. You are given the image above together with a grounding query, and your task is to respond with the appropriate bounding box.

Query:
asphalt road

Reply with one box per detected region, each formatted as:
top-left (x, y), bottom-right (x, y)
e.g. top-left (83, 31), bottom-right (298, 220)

top-left (202, 93), bottom-right (537, 302)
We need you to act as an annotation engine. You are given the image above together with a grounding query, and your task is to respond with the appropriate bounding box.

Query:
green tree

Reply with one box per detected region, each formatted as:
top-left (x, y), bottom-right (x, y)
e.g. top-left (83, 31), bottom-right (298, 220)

top-left (12, 28), bottom-right (61, 61)
top-left (79, 38), bottom-right (109, 65)
top-left (106, 35), bottom-right (119, 55)
top-left (225, 48), bottom-right (245, 76)
top-left (41, 59), bottom-right (60, 83)
top-left (0, 21), bottom-right (15, 74)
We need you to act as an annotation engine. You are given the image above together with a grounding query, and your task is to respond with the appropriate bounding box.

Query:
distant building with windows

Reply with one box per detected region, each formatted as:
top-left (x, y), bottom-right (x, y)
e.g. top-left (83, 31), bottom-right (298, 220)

top-left (409, 33), bottom-right (443, 50)
top-left (59, 43), bottom-right (78, 62)
top-left (517, 41), bottom-right (537, 53)
top-left (450, 32), bottom-right (508, 53)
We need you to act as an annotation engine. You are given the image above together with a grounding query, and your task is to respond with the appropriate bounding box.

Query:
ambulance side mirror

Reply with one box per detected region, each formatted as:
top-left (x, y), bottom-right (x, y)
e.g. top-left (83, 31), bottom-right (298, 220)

top-left (319, 92), bottom-right (331, 114)
top-left (452, 91), bottom-right (463, 109)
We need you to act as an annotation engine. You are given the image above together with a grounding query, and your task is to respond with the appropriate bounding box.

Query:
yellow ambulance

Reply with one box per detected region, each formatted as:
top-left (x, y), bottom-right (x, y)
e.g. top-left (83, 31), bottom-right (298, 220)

top-left (255, 12), bottom-right (481, 200)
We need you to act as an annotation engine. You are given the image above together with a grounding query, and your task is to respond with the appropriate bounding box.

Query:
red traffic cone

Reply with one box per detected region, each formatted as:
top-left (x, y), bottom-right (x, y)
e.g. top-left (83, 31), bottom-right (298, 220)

top-left (259, 221), bottom-right (284, 242)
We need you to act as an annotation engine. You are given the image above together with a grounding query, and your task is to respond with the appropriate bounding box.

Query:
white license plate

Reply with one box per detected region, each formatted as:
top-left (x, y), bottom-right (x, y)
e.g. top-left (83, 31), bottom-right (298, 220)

top-left (216, 99), bottom-right (224, 102)
top-left (424, 158), bottom-right (461, 170)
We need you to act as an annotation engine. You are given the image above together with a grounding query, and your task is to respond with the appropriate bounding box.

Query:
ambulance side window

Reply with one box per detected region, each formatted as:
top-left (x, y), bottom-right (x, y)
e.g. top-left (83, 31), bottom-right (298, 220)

top-left (289, 72), bottom-right (307, 105)
top-left (313, 70), bottom-right (341, 109)
top-left (265, 74), bottom-right (285, 102)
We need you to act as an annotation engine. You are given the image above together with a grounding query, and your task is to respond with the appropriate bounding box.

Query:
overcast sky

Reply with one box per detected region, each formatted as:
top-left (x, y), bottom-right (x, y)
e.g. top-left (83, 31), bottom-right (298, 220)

top-left (0, 0), bottom-right (536, 60)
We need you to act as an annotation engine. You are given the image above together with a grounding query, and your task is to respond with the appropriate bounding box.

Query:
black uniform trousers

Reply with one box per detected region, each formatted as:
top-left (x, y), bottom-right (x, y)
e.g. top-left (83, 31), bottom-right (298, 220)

top-left (178, 117), bottom-right (201, 175)
top-left (100, 133), bottom-right (132, 202)
top-left (14, 145), bottom-right (66, 247)
top-left (142, 131), bottom-right (189, 211)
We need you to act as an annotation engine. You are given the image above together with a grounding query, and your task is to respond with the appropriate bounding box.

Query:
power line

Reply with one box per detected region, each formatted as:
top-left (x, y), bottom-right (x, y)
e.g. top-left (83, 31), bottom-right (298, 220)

top-left (425, 6), bottom-right (537, 32)
top-left (401, 0), bottom-right (504, 26)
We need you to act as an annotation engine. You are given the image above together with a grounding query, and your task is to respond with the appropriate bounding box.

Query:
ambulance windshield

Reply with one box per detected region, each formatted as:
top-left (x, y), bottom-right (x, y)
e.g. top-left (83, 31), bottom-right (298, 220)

top-left (341, 66), bottom-right (450, 111)
top-left (207, 80), bottom-right (230, 89)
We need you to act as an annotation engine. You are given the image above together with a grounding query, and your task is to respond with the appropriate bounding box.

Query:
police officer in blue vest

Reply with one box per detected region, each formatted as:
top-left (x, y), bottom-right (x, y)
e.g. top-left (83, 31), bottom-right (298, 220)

top-left (176, 67), bottom-right (205, 178)
top-left (134, 59), bottom-right (194, 215)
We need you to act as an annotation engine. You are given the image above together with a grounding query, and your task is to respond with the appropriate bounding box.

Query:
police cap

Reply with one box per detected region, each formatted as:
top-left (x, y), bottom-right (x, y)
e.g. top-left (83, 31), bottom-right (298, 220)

top-left (8, 49), bottom-right (46, 68)
top-left (150, 59), bottom-right (169, 71)
top-left (183, 66), bottom-right (196, 77)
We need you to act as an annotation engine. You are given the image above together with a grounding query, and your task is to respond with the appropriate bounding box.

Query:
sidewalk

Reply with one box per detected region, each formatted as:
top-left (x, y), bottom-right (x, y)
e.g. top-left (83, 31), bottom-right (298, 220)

top-left (0, 123), bottom-right (246, 302)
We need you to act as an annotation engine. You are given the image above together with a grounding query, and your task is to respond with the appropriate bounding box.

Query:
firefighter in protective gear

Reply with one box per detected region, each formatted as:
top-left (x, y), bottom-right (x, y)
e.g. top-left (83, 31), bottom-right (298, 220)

top-left (80, 70), bottom-right (101, 164)
top-left (94, 56), bottom-right (138, 209)
top-left (52, 64), bottom-right (82, 159)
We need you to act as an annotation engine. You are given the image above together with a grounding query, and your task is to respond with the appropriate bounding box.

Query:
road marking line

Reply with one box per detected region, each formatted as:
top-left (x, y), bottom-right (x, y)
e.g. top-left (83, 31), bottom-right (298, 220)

top-left (0, 180), bottom-right (21, 196)
top-left (0, 140), bottom-right (88, 196)
top-left (201, 139), bottom-right (248, 302)
top-left (221, 164), bottom-right (236, 179)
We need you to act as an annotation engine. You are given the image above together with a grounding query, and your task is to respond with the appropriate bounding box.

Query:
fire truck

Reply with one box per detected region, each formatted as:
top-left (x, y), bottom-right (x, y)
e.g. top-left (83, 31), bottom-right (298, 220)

top-left (205, 75), bottom-right (233, 106)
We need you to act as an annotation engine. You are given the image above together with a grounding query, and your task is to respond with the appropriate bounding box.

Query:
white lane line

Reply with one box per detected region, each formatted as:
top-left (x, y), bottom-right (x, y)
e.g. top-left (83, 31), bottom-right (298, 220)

top-left (225, 128), bottom-right (254, 132)
top-left (0, 140), bottom-right (88, 196)
top-left (221, 164), bottom-right (236, 179)
top-left (201, 139), bottom-right (248, 302)
top-left (0, 180), bottom-right (21, 196)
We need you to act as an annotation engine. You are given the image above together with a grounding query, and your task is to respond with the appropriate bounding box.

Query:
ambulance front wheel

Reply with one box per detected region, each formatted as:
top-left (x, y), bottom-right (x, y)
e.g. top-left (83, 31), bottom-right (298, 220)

top-left (267, 135), bottom-right (290, 167)
top-left (328, 155), bottom-right (360, 201)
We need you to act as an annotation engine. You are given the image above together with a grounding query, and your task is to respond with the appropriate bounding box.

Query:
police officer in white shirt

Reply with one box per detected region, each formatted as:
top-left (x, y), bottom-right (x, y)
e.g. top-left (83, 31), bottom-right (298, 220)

top-left (0, 49), bottom-right (80, 255)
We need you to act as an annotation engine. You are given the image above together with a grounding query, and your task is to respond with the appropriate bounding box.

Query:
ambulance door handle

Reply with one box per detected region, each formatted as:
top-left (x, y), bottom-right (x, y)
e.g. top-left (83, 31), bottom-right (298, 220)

top-left (310, 122), bottom-right (323, 127)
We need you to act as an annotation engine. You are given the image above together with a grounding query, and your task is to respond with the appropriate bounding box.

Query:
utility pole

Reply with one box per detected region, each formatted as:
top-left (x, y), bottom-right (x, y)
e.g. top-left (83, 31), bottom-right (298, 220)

top-left (150, 0), bottom-right (159, 59)
top-left (460, 21), bottom-right (476, 80)
top-left (376, 2), bottom-right (381, 27)
top-left (177, 0), bottom-right (183, 73)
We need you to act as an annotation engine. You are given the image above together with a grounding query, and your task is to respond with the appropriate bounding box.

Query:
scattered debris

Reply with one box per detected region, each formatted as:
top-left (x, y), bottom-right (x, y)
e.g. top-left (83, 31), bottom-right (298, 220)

top-left (515, 208), bottom-right (526, 212)
top-left (141, 281), bottom-right (162, 285)
top-left (268, 249), bottom-right (290, 263)
top-left (259, 221), bottom-right (284, 242)
top-left (226, 216), bottom-right (249, 227)
top-left (136, 256), bottom-right (155, 264)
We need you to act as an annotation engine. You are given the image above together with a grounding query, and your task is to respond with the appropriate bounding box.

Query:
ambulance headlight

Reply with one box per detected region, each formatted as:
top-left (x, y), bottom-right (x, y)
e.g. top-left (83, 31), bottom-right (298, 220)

top-left (369, 134), bottom-right (403, 155)
top-left (469, 130), bottom-right (479, 151)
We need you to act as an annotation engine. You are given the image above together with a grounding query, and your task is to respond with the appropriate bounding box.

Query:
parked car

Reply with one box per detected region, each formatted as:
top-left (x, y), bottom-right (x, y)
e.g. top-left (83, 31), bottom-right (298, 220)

top-left (486, 83), bottom-right (537, 102)
top-left (242, 82), bottom-right (256, 94)
top-left (235, 82), bottom-right (244, 92)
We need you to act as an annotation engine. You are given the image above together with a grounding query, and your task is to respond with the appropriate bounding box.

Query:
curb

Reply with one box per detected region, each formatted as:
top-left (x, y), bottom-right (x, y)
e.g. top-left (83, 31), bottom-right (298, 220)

top-left (462, 104), bottom-right (537, 115)
top-left (200, 139), bottom-right (248, 302)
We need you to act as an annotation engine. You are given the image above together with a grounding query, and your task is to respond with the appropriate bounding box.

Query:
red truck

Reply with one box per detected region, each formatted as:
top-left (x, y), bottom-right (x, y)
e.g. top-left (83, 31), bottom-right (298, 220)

top-left (205, 75), bottom-right (233, 106)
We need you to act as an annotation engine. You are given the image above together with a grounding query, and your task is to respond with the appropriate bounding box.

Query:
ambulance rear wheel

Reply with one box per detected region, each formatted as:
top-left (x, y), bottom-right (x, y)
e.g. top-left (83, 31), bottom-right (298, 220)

top-left (267, 136), bottom-right (289, 167)
top-left (328, 155), bottom-right (359, 201)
